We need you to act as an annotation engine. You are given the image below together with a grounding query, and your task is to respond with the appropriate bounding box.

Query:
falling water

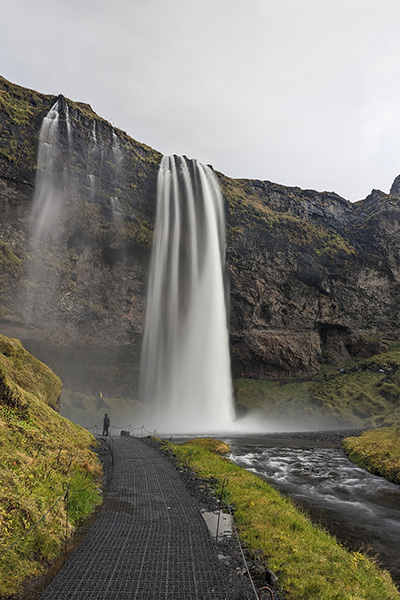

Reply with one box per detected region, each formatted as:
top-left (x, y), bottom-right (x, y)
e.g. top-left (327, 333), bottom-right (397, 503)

top-left (65, 104), bottom-right (73, 148)
top-left (31, 100), bottom-right (64, 239)
top-left (87, 122), bottom-right (98, 200)
top-left (139, 155), bottom-right (234, 433)
top-left (25, 99), bottom-right (71, 324)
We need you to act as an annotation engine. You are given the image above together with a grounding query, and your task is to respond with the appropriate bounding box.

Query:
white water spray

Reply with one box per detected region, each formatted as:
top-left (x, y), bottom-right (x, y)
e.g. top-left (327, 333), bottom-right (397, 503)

top-left (139, 155), bottom-right (235, 434)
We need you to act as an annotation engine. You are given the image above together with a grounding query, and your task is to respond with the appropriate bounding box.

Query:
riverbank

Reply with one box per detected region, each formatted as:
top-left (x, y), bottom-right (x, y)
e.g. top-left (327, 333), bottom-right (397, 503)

top-left (342, 426), bottom-right (400, 484)
top-left (167, 437), bottom-right (400, 600)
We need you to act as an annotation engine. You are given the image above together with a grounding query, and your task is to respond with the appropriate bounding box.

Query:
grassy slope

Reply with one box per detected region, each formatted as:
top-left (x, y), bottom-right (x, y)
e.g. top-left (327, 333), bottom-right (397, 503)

top-left (0, 334), bottom-right (102, 597)
top-left (234, 341), bottom-right (400, 429)
top-left (343, 426), bottom-right (400, 485)
top-left (169, 438), bottom-right (399, 600)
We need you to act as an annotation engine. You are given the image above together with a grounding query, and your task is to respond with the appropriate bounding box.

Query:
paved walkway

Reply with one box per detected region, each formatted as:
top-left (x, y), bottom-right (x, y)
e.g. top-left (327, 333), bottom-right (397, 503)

top-left (40, 437), bottom-right (255, 600)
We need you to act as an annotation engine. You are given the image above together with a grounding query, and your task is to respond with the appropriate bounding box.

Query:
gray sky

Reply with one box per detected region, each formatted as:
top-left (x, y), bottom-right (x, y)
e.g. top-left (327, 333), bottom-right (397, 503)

top-left (2, 0), bottom-right (400, 201)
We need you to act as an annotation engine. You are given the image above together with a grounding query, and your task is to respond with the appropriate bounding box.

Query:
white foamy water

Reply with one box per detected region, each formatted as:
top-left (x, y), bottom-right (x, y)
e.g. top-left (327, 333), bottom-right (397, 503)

top-left (139, 155), bottom-right (234, 433)
top-left (31, 100), bottom-right (63, 239)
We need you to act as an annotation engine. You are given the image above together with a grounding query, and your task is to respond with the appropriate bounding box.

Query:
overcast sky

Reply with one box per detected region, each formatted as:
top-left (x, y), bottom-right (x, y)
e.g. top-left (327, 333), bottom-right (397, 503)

top-left (2, 0), bottom-right (400, 201)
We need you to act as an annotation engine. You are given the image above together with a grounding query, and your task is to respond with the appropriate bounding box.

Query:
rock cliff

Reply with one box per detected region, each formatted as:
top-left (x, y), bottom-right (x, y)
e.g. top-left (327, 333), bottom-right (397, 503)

top-left (0, 75), bottom-right (399, 394)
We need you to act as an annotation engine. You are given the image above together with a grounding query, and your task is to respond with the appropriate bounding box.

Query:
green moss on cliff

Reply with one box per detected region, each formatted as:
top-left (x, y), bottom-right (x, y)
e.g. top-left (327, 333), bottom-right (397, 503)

top-left (0, 240), bottom-right (24, 315)
top-left (0, 333), bottom-right (62, 411)
top-left (234, 341), bottom-right (400, 428)
top-left (0, 76), bottom-right (54, 178)
top-left (221, 175), bottom-right (355, 258)
top-left (0, 80), bottom-right (44, 125)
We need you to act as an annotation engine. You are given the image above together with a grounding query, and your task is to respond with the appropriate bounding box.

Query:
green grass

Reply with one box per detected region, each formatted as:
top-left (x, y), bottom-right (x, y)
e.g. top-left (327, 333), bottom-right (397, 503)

top-left (0, 334), bottom-right (102, 597)
top-left (343, 426), bottom-right (400, 484)
top-left (168, 438), bottom-right (400, 600)
top-left (234, 341), bottom-right (400, 429)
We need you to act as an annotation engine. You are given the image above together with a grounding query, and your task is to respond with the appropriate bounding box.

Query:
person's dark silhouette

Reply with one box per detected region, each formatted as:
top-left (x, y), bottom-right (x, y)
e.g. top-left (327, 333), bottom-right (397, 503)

top-left (102, 413), bottom-right (110, 436)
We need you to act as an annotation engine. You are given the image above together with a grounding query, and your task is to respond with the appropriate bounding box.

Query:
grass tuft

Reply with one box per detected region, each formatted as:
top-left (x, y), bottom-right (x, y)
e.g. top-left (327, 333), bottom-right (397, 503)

top-left (343, 427), bottom-right (400, 484)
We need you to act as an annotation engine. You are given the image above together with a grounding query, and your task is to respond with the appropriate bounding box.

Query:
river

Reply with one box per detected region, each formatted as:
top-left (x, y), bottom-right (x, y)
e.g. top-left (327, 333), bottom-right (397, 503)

top-left (224, 431), bottom-right (400, 586)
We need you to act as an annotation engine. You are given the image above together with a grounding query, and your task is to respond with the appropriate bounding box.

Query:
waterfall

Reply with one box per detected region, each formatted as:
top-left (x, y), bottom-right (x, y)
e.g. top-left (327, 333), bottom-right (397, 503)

top-left (25, 98), bottom-right (71, 325)
top-left (139, 155), bottom-right (234, 433)
top-left (31, 100), bottom-right (63, 239)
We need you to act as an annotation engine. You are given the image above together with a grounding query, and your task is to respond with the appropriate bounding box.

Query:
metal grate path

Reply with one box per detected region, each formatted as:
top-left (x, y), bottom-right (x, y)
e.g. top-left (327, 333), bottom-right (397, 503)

top-left (40, 437), bottom-right (254, 599)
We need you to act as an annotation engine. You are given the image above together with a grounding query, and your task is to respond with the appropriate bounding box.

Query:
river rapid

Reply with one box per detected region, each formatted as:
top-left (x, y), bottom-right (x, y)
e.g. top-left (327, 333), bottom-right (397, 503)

top-left (224, 431), bottom-right (400, 586)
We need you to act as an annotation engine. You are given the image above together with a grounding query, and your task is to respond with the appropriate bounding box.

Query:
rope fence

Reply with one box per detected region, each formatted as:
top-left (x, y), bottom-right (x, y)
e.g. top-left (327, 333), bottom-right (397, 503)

top-left (86, 423), bottom-right (158, 438)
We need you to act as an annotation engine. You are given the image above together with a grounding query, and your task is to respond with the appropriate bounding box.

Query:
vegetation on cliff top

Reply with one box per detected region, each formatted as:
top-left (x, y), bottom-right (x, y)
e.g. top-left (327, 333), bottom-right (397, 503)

top-left (234, 340), bottom-right (400, 429)
top-left (343, 426), bottom-right (400, 484)
top-left (220, 174), bottom-right (355, 258)
top-left (0, 334), bottom-right (102, 597)
top-left (0, 75), bottom-right (54, 177)
top-left (168, 439), bottom-right (399, 600)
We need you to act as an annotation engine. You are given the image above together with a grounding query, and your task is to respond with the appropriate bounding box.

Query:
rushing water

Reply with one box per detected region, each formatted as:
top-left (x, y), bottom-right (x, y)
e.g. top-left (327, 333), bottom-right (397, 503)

top-left (139, 155), bottom-right (234, 434)
top-left (227, 434), bottom-right (400, 585)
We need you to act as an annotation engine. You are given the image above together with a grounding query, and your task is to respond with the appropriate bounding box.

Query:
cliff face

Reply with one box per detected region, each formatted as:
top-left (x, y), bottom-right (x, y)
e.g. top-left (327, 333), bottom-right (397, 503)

top-left (222, 177), bottom-right (400, 378)
top-left (0, 75), bottom-right (399, 393)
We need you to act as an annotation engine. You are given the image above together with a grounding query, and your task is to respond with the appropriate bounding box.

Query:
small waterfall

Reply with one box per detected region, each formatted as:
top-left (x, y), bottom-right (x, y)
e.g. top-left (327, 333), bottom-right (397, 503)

top-left (112, 130), bottom-right (123, 173)
top-left (109, 131), bottom-right (124, 221)
top-left (31, 100), bottom-right (63, 239)
top-left (25, 99), bottom-right (70, 325)
top-left (87, 122), bottom-right (98, 200)
top-left (65, 104), bottom-right (73, 148)
top-left (139, 155), bottom-right (234, 433)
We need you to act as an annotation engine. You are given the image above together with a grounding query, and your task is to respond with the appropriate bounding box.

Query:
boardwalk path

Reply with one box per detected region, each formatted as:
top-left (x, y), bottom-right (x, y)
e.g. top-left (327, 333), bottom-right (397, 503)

top-left (40, 437), bottom-right (255, 600)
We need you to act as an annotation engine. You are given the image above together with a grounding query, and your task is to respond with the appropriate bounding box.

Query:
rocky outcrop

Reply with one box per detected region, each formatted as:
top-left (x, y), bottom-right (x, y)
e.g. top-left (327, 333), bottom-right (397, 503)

top-left (0, 75), bottom-right (399, 392)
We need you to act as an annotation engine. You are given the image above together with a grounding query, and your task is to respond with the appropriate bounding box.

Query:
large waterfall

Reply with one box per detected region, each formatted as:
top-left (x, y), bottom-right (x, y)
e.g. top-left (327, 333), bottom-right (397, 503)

top-left (139, 155), bottom-right (235, 433)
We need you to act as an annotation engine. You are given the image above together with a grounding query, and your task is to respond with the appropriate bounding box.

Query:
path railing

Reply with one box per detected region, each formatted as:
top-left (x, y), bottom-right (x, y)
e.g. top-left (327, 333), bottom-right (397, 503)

top-left (86, 424), bottom-right (157, 438)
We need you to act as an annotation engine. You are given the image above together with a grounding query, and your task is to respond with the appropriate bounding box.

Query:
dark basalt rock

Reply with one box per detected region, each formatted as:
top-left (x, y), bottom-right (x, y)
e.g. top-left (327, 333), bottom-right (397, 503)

top-left (390, 174), bottom-right (400, 197)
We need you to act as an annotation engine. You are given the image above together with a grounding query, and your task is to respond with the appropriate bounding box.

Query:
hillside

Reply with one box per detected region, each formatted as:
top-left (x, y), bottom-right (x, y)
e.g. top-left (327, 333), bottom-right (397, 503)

top-left (0, 333), bottom-right (101, 597)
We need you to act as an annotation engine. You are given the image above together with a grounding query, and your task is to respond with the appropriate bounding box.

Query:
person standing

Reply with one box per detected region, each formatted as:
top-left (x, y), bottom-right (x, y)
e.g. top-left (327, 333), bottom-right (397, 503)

top-left (102, 413), bottom-right (110, 436)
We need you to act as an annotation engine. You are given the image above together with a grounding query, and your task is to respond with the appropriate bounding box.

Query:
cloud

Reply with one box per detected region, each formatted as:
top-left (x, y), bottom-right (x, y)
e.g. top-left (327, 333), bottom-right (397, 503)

top-left (1, 0), bottom-right (400, 200)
